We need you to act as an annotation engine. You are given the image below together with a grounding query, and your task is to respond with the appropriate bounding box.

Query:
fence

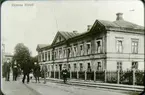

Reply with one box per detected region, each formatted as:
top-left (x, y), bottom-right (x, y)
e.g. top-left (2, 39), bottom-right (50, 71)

top-left (47, 69), bottom-right (144, 86)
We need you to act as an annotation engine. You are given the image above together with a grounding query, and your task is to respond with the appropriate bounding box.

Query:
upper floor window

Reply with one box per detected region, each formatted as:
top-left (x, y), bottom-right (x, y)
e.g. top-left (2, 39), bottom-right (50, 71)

top-left (42, 52), bottom-right (45, 61)
top-left (117, 61), bottom-right (122, 71)
top-left (80, 63), bottom-right (83, 71)
top-left (86, 42), bottom-right (91, 55)
top-left (48, 51), bottom-right (50, 61)
top-left (45, 52), bottom-right (47, 61)
top-left (59, 48), bottom-right (62, 58)
top-left (80, 44), bottom-right (84, 56)
top-left (73, 46), bottom-right (77, 57)
top-left (54, 50), bottom-right (57, 60)
top-left (132, 61), bottom-right (138, 70)
top-left (63, 48), bottom-right (66, 58)
top-left (97, 62), bottom-right (102, 71)
top-left (67, 48), bottom-right (71, 57)
top-left (131, 39), bottom-right (138, 54)
top-left (96, 39), bottom-right (102, 53)
top-left (87, 63), bottom-right (91, 72)
top-left (116, 38), bottom-right (123, 53)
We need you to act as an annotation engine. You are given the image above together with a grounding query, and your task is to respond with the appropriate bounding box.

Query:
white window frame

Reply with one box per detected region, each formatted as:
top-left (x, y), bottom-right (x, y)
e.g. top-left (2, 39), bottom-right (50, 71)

top-left (132, 61), bottom-right (138, 70)
top-left (97, 61), bottom-right (102, 71)
top-left (73, 46), bottom-right (77, 57)
top-left (96, 39), bottom-right (102, 53)
top-left (131, 39), bottom-right (139, 54)
top-left (116, 38), bottom-right (123, 53)
top-left (86, 42), bottom-right (91, 55)
top-left (117, 61), bottom-right (122, 71)
top-left (80, 44), bottom-right (84, 56)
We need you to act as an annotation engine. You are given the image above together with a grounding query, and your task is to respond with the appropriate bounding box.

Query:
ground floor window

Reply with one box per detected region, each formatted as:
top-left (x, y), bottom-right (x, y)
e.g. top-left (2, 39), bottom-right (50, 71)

top-left (97, 62), bottom-right (102, 71)
top-left (74, 63), bottom-right (77, 71)
top-left (87, 63), bottom-right (91, 72)
top-left (132, 61), bottom-right (138, 70)
top-left (117, 61), bottom-right (122, 71)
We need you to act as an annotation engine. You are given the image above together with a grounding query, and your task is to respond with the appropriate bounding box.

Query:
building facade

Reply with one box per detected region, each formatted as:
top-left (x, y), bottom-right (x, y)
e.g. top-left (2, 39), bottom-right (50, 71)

top-left (36, 13), bottom-right (144, 74)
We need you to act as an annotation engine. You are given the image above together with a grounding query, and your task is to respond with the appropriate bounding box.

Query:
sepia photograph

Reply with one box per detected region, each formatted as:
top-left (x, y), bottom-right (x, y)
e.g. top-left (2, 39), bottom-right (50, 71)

top-left (1, 0), bottom-right (144, 95)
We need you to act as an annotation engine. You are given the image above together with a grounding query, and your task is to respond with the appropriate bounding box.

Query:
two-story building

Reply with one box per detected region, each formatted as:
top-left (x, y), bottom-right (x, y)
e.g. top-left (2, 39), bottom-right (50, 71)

top-left (36, 13), bottom-right (144, 73)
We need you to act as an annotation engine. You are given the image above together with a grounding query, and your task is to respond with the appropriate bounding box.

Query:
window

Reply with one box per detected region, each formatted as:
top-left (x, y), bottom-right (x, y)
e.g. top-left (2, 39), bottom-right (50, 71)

top-left (86, 43), bottom-right (91, 55)
top-left (80, 44), bottom-right (84, 56)
top-left (45, 52), bottom-right (47, 61)
top-left (59, 48), bottom-right (62, 58)
top-left (132, 62), bottom-right (138, 69)
top-left (117, 62), bottom-right (122, 70)
top-left (97, 62), bottom-right (102, 71)
top-left (48, 51), bottom-right (50, 61)
top-left (80, 63), bottom-right (83, 71)
top-left (132, 40), bottom-right (138, 54)
top-left (54, 51), bottom-right (57, 60)
top-left (63, 48), bottom-right (66, 58)
top-left (87, 63), bottom-right (91, 72)
top-left (68, 48), bottom-right (71, 57)
top-left (42, 52), bottom-right (45, 61)
top-left (74, 63), bottom-right (77, 71)
top-left (73, 46), bottom-right (77, 57)
top-left (116, 39), bottom-right (123, 53)
top-left (96, 40), bottom-right (102, 53)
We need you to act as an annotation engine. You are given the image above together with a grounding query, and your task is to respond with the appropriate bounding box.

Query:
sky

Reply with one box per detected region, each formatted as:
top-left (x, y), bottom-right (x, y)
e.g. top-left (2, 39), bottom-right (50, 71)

top-left (1, 0), bottom-right (144, 56)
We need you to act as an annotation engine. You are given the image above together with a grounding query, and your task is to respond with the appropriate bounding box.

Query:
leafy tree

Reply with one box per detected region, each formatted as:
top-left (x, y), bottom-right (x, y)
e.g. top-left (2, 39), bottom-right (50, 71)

top-left (12, 43), bottom-right (33, 72)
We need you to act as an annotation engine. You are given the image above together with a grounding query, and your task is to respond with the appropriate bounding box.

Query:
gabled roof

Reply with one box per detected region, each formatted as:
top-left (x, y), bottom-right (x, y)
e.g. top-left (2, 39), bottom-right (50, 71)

top-left (36, 44), bottom-right (50, 51)
top-left (52, 31), bottom-right (80, 45)
top-left (97, 19), bottom-right (144, 30)
top-left (59, 31), bottom-right (80, 40)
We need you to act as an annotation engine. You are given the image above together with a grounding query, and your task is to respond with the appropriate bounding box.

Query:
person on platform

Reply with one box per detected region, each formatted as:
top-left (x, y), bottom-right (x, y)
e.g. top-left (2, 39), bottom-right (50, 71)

top-left (61, 67), bottom-right (68, 84)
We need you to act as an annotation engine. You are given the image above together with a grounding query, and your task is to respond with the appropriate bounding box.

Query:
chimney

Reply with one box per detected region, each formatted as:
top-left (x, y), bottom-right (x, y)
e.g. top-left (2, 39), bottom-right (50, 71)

top-left (116, 13), bottom-right (124, 20)
top-left (73, 30), bottom-right (78, 33)
top-left (87, 25), bottom-right (92, 31)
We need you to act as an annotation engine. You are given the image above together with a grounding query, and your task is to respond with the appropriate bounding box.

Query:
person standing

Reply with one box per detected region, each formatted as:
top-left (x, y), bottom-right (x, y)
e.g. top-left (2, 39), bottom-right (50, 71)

top-left (21, 62), bottom-right (32, 84)
top-left (42, 63), bottom-right (47, 84)
top-left (4, 60), bottom-right (11, 81)
top-left (33, 62), bottom-right (40, 83)
top-left (61, 67), bottom-right (68, 84)
top-left (12, 61), bottom-right (18, 81)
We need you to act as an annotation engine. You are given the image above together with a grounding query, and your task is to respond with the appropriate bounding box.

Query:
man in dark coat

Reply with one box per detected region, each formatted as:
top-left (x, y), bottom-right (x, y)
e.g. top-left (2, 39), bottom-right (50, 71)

top-left (21, 62), bottom-right (32, 84)
top-left (4, 60), bottom-right (11, 81)
top-left (33, 62), bottom-right (40, 83)
top-left (61, 67), bottom-right (68, 83)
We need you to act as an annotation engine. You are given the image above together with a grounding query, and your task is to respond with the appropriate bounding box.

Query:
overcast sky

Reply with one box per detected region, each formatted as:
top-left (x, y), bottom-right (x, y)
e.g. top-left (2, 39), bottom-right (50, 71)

top-left (1, 0), bottom-right (144, 56)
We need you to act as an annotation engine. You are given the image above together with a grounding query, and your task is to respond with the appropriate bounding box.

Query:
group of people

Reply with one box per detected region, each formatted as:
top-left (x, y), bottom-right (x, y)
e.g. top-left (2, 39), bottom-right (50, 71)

top-left (3, 59), bottom-right (69, 84)
top-left (3, 60), bottom-right (20, 81)
top-left (2, 59), bottom-right (41, 84)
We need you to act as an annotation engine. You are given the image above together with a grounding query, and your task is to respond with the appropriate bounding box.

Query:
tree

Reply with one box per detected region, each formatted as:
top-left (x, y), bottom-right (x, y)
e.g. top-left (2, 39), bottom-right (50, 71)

top-left (12, 43), bottom-right (33, 72)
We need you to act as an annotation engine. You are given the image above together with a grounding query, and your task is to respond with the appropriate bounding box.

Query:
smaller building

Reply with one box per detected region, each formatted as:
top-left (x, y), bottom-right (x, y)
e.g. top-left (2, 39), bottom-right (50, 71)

top-left (4, 52), bottom-right (13, 62)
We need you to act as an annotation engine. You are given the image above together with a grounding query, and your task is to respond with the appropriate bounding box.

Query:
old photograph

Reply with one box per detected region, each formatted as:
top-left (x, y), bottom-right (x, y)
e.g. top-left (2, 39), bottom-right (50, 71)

top-left (1, 0), bottom-right (144, 95)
